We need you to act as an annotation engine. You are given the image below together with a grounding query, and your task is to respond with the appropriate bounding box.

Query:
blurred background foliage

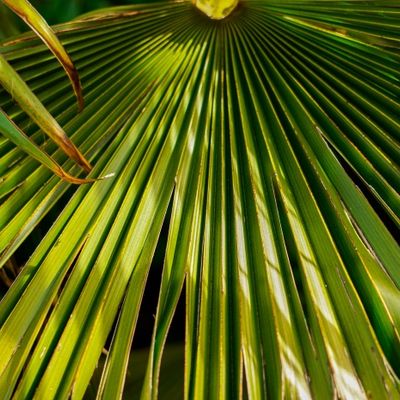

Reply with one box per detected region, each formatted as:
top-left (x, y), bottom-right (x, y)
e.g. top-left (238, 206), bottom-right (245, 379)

top-left (0, 0), bottom-right (160, 40)
top-left (0, 3), bottom-right (20, 39)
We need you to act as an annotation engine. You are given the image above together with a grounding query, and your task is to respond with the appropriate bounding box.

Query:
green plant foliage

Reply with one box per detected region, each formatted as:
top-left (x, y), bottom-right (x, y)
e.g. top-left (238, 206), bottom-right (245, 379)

top-left (0, 0), bottom-right (91, 178)
top-left (29, 0), bottom-right (162, 25)
top-left (87, 344), bottom-right (184, 399)
top-left (0, 4), bottom-right (20, 40)
top-left (0, 108), bottom-right (104, 184)
top-left (0, 1), bottom-right (399, 398)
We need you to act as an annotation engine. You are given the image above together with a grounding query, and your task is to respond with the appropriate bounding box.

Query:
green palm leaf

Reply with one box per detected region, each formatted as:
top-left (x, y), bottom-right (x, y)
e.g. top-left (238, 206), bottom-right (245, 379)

top-left (0, 1), bottom-right (399, 398)
top-left (0, 108), bottom-right (104, 184)
top-left (2, 0), bottom-right (85, 109)
top-left (0, 0), bottom-right (92, 176)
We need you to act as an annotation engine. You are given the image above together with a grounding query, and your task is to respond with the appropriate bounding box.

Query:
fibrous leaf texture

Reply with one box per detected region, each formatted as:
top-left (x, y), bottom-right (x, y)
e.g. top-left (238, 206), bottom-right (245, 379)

top-left (0, 1), bottom-right (399, 399)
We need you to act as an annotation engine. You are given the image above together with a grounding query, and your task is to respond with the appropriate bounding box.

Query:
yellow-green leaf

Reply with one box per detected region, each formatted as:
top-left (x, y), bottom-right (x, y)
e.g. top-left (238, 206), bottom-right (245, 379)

top-left (2, 0), bottom-right (84, 110)
top-left (0, 53), bottom-right (92, 171)
top-left (0, 109), bottom-right (94, 184)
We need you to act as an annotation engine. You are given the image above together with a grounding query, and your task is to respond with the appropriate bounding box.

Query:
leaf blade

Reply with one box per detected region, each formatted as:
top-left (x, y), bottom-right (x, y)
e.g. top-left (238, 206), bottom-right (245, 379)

top-left (2, 0), bottom-right (84, 110)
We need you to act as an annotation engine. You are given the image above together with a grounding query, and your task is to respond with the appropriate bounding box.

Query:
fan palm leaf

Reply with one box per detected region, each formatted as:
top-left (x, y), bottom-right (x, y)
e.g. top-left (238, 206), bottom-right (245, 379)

top-left (2, 0), bottom-right (85, 109)
top-left (0, 1), bottom-right (399, 398)
top-left (0, 0), bottom-right (91, 174)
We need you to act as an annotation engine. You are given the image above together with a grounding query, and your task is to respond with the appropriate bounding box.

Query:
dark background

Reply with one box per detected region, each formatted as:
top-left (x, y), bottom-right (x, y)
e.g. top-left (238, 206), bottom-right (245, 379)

top-left (30, 0), bottom-right (152, 24)
top-left (0, 0), bottom-right (160, 39)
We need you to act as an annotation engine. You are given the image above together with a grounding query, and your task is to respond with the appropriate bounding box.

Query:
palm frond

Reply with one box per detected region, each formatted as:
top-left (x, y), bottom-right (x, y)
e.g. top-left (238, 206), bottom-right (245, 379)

top-left (0, 108), bottom-right (102, 184)
top-left (0, 1), bottom-right (399, 398)
top-left (2, 0), bottom-right (85, 109)
top-left (0, 0), bottom-right (91, 175)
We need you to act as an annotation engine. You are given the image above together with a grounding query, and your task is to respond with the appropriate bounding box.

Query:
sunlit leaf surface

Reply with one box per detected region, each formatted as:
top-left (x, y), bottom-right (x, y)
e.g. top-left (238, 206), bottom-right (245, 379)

top-left (0, 51), bottom-right (91, 172)
top-left (2, 0), bottom-right (84, 109)
top-left (0, 0), bottom-right (91, 174)
top-left (0, 1), bottom-right (399, 398)
top-left (0, 109), bottom-right (102, 183)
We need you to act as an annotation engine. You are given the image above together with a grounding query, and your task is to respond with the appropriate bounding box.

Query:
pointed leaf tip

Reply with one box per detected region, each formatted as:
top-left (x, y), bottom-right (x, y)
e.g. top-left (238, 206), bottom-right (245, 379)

top-left (2, 0), bottom-right (84, 110)
top-left (0, 109), bottom-right (92, 184)
top-left (0, 53), bottom-right (91, 171)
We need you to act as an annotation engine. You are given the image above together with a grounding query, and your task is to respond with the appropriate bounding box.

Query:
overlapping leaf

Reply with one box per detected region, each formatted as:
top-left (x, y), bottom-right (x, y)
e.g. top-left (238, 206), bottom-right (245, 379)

top-left (0, 1), bottom-right (399, 398)
top-left (0, 109), bottom-right (99, 184)
top-left (0, 0), bottom-right (91, 176)
top-left (2, 0), bottom-right (84, 109)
